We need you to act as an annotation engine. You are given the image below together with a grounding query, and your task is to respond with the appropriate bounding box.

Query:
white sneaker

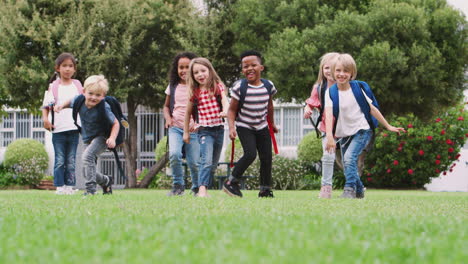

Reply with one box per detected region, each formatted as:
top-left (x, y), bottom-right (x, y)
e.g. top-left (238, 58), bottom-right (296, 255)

top-left (55, 186), bottom-right (65, 195)
top-left (64, 185), bottom-right (78, 195)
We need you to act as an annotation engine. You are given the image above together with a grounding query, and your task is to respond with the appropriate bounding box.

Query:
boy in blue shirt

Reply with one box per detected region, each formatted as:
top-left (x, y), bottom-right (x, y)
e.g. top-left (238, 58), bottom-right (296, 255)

top-left (56, 75), bottom-right (119, 195)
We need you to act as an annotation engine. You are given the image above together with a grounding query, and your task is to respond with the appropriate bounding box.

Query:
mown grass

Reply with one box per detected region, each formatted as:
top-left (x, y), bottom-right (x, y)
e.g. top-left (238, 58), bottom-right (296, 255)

top-left (0, 190), bottom-right (466, 264)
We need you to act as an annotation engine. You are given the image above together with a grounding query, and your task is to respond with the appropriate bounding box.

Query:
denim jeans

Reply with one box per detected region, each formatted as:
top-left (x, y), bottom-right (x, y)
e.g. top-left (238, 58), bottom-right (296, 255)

top-left (321, 133), bottom-right (335, 186)
top-left (338, 129), bottom-right (372, 193)
top-left (82, 136), bottom-right (110, 193)
top-left (168, 127), bottom-right (200, 190)
top-left (198, 126), bottom-right (224, 187)
top-left (232, 127), bottom-right (272, 188)
top-left (52, 130), bottom-right (79, 187)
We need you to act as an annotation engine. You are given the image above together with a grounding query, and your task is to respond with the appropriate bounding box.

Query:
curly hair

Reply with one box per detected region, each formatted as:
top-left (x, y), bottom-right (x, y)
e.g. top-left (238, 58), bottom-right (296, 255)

top-left (168, 52), bottom-right (198, 87)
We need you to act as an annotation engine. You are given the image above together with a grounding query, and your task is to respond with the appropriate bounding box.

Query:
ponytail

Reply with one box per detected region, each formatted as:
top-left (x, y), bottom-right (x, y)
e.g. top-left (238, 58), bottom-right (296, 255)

top-left (48, 72), bottom-right (59, 85)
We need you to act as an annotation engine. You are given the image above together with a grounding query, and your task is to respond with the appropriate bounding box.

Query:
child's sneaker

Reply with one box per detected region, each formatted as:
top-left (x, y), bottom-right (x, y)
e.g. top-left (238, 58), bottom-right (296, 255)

top-left (63, 185), bottom-right (78, 195)
top-left (223, 180), bottom-right (243, 197)
top-left (82, 191), bottom-right (96, 196)
top-left (167, 184), bottom-right (185, 196)
top-left (258, 189), bottom-right (274, 198)
top-left (101, 176), bottom-right (113, 195)
top-left (340, 187), bottom-right (356, 199)
top-left (55, 186), bottom-right (65, 195)
top-left (191, 187), bottom-right (199, 196)
top-left (356, 188), bottom-right (365, 199)
top-left (318, 185), bottom-right (332, 199)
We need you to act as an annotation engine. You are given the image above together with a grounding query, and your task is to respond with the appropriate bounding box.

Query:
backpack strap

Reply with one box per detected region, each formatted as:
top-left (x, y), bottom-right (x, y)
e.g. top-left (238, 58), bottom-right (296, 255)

top-left (71, 94), bottom-right (86, 133)
top-left (238, 78), bottom-right (273, 111)
top-left (355, 81), bottom-right (379, 129)
top-left (190, 88), bottom-right (200, 123)
top-left (51, 79), bottom-right (83, 102)
top-left (169, 83), bottom-right (177, 117)
top-left (329, 84), bottom-right (340, 135)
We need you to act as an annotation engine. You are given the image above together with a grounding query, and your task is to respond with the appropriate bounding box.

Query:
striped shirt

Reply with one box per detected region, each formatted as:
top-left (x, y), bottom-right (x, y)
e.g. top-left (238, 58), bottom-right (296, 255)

top-left (194, 84), bottom-right (225, 128)
top-left (231, 80), bottom-right (277, 130)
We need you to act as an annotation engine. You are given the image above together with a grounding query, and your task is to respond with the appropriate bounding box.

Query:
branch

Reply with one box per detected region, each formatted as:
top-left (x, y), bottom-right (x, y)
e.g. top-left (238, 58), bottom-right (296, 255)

top-left (138, 151), bottom-right (169, 188)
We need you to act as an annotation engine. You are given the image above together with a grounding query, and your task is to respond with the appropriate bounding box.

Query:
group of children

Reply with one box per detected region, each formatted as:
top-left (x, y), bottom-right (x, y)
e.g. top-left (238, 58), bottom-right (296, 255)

top-left (43, 50), bottom-right (404, 199)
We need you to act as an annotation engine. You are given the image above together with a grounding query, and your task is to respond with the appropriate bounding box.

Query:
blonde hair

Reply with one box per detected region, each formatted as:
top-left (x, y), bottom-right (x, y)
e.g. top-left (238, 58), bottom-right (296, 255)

top-left (84, 75), bottom-right (109, 94)
top-left (187, 57), bottom-right (226, 98)
top-left (331, 53), bottom-right (357, 81)
top-left (315, 52), bottom-right (339, 85)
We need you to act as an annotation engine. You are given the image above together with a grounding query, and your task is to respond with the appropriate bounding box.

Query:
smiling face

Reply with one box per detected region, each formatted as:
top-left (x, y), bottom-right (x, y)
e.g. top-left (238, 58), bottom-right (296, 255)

top-left (55, 58), bottom-right (76, 81)
top-left (333, 62), bottom-right (352, 85)
top-left (241, 55), bottom-right (264, 85)
top-left (84, 88), bottom-right (105, 108)
top-left (192, 63), bottom-right (210, 86)
top-left (177, 57), bottom-right (191, 84)
top-left (322, 63), bottom-right (334, 83)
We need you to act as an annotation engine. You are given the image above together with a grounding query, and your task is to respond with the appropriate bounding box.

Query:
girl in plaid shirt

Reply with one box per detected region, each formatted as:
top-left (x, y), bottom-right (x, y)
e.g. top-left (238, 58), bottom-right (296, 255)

top-left (183, 57), bottom-right (229, 197)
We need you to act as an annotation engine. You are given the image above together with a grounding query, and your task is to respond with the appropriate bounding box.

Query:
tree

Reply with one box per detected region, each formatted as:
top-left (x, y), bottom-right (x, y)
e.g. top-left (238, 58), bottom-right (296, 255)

top-left (0, 0), bottom-right (196, 187)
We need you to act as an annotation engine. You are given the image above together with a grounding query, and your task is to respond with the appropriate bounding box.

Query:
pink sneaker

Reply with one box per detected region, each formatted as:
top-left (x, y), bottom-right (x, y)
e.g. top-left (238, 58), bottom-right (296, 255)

top-left (318, 185), bottom-right (332, 199)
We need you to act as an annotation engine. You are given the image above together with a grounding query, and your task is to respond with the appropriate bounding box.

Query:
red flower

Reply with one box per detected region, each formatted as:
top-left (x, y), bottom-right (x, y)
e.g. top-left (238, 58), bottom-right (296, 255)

top-left (408, 169), bottom-right (414, 175)
top-left (367, 177), bottom-right (373, 182)
top-left (455, 154), bottom-right (461, 159)
top-left (436, 154), bottom-right (441, 159)
top-left (367, 172), bottom-right (371, 176)
top-left (382, 133), bottom-right (388, 137)
top-left (407, 124), bottom-right (413, 128)
top-left (446, 139), bottom-right (453, 145)
top-left (435, 118), bottom-right (442, 122)
top-left (418, 150), bottom-right (424, 156)
top-left (435, 160), bottom-right (441, 165)
top-left (449, 155), bottom-right (452, 159)
top-left (465, 133), bottom-right (468, 138)
top-left (457, 116), bottom-right (464, 121)
top-left (448, 148), bottom-right (454, 153)
top-left (397, 147), bottom-right (403, 152)
top-left (435, 169), bottom-right (440, 173)
top-left (427, 136), bottom-right (433, 141)
top-left (393, 160), bottom-right (399, 166)
top-left (441, 130), bottom-right (446, 135)
top-left (387, 168), bottom-right (392, 173)
top-left (443, 172), bottom-right (447, 175)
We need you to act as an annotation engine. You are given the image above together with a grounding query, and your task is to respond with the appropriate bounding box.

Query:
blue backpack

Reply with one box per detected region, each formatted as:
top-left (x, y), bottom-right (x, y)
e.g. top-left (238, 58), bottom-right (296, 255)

top-left (328, 80), bottom-right (380, 135)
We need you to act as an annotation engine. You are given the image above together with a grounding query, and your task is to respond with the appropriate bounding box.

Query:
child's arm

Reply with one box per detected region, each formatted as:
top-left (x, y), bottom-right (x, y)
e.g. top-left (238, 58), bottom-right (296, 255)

top-left (42, 107), bottom-right (53, 131)
top-left (227, 98), bottom-right (238, 140)
top-left (219, 92), bottom-right (229, 118)
top-left (267, 97), bottom-right (278, 133)
top-left (324, 107), bottom-right (336, 153)
top-left (370, 105), bottom-right (406, 134)
top-left (183, 100), bottom-right (194, 144)
top-left (54, 99), bottom-right (72, 112)
top-left (106, 118), bottom-right (120, 149)
top-left (304, 84), bottom-right (320, 119)
top-left (163, 95), bottom-right (172, 129)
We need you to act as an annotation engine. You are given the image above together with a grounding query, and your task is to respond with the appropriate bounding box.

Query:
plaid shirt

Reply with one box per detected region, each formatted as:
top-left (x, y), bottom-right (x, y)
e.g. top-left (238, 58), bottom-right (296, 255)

top-left (195, 84), bottom-right (225, 128)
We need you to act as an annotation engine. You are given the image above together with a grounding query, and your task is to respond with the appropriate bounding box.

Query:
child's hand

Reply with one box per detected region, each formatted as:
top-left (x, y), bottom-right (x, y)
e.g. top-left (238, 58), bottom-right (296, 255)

top-left (183, 132), bottom-right (190, 144)
top-left (229, 129), bottom-right (237, 140)
top-left (54, 104), bottom-right (63, 113)
top-left (106, 137), bottom-right (116, 149)
top-left (219, 111), bottom-right (227, 118)
top-left (189, 123), bottom-right (197, 133)
top-left (164, 117), bottom-right (173, 129)
top-left (304, 105), bottom-right (313, 119)
top-left (271, 123), bottom-right (279, 133)
top-left (387, 125), bottom-right (406, 135)
top-left (43, 120), bottom-right (54, 131)
top-left (325, 137), bottom-right (336, 153)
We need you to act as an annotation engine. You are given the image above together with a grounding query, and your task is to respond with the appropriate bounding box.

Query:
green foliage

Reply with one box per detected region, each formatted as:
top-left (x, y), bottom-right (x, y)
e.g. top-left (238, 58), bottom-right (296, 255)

top-left (154, 136), bottom-right (167, 162)
top-left (364, 101), bottom-right (468, 188)
top-left (0, 164), bottom-right (17, 187)
top-left (297, 131), bottom-right (323, 163)
top-left (3, 139), bottom-right (48, 186)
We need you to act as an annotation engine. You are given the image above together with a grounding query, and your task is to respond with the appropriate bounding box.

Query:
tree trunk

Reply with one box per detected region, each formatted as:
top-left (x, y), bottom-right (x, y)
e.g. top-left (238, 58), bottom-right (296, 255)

top-left (123, 95), bottom-right (138, 188)
top-left (138, 151), bottom-right (169, 188)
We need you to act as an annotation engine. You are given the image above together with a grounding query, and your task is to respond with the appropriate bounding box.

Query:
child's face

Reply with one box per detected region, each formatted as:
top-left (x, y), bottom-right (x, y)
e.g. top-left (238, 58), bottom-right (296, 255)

top-left (55, 58), bottom-right (76, 80)
top-left (241, 56), bottom-right (264, 84)
top-left (323, 63), bottom-right (334, 82)
top-left (192, 63), bottom-right (210, 86)
top-left (84, 89), bottom-right (105, 108)
top-left (334, 62), bottom-right (352, 85)
top-left (178, 57), bottom-right (191, 84)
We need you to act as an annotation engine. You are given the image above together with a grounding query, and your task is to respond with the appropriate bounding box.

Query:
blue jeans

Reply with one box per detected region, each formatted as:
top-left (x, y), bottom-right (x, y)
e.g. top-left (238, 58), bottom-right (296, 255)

top-left (321, 133), bottom-right (335, 186)
top-left (198, 126), bottom-right (224, 187)
top-left (52, 130), bottom-right (79, 187)
top-left (82, 136), bottom-right (110, 193)
top-left (338, 129), bottom-right (372, 193)
top-left (168, 127), bottom-right (200, 190)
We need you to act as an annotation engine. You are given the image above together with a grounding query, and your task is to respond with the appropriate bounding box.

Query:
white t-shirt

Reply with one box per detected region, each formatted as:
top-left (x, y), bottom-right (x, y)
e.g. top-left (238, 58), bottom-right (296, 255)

top-left (42, 83), bottom-right (81, 133)
top-left (324, 88), bottom-right (373, 138)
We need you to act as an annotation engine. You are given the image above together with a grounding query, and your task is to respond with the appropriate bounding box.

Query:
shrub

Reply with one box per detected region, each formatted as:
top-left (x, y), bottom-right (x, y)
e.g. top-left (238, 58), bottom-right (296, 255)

top-left (364, 102), bottom-right (468, 188)
top-left (154, 136), bottom-right (168, 161)
top-left (0, 163), bottom-right (17, 187)
top-left (297, 132), bottom-right (323, 164)
top-left (3, 139), bottom-right (49, 186)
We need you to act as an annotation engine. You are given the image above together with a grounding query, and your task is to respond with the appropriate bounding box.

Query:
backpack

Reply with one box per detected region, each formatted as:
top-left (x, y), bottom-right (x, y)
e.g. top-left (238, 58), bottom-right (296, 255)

top-left (72, 94), bottom-right (128, 181)
top-left (50, 79), bottom-right (84, 103)
top-left (168, 83), bottom-right (178, 116)
top-left (328, 80), bottom-right (380, 136)
top-left (237, 78), bottom-right (273, 111)
top-left (190, 84), bottom-right (223, 123)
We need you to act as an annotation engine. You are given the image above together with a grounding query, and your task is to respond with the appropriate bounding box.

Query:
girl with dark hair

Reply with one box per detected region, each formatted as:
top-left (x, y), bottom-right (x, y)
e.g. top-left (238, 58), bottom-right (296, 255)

top-left (42, 52), bottom-right (83, 195)
top-left (163, 52), bottom-right (200, 196)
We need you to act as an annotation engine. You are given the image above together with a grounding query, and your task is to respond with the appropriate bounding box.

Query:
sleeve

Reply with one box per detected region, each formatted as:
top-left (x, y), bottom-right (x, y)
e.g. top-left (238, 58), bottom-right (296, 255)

top-left (42, 84), bottom-right (54, 107)
top-left (104, 102), bottom-right (116, 124)
top-left (230, 81), bottom-right (241, 100)
top-left (324, 89), bottom-right (333, 109)
top-left (305, 85), bottom-right (321, 109)
top-left (268, 80), bottom-right (277, 97)
top-left (164, 84), bottom-right (170, 96)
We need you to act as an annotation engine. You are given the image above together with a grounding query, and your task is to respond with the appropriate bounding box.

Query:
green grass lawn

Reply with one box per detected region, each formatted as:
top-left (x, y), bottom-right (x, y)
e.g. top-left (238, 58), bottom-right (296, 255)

top-left (0, 190), bottom-right (466, 264)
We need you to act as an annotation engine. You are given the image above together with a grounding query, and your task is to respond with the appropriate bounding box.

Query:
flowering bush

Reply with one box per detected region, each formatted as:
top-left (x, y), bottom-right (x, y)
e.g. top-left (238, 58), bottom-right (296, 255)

top-left (297, 132), bottom-right (323, 164)
top-left (3, 139), bottom-right (48, 186)
top-left (364, 102), bottom-right (468, 188)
